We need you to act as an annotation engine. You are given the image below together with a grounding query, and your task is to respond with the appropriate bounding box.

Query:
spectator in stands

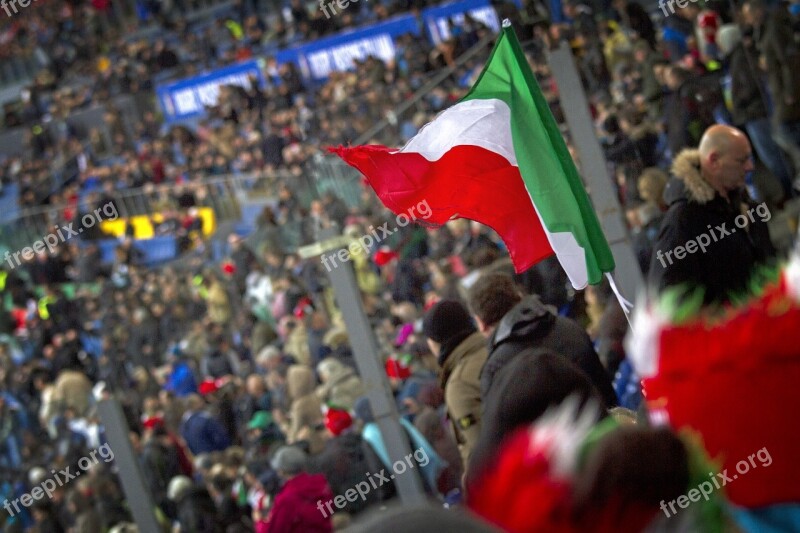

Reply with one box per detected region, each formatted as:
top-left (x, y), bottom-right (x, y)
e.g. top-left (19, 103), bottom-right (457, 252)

top-left (315, 357), bottom-right (365, 412)
top-left (180, 394), bottom-right (232, 455)
top-left (762, 1), bottom-right (800, 187)
top-left (283, 364), bottom-right (325, 454)
top-left (648, 125), bottom-right (776, 303)
top-left (422, 300), bottom-right (487, 467)
top-left (466, 348), bottom-right (608, 485)
top-left (466, 271), bottom-right (617, 408)
top-left (719, 24), bottom-right (795, 200)
top-left (265, 446), bottom-right (334, 532)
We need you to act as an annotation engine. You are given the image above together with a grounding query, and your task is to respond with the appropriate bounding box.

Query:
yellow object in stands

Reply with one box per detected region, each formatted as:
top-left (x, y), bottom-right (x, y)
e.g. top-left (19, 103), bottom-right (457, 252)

top-left (99, 208), bottom-right (216, 240)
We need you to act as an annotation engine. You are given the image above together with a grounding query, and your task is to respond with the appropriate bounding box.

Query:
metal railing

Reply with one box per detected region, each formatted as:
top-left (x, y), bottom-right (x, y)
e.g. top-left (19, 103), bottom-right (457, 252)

top-left (0, 50), bottom-right (42, 89)
top-left (0, 171), bottom-right (278, 253)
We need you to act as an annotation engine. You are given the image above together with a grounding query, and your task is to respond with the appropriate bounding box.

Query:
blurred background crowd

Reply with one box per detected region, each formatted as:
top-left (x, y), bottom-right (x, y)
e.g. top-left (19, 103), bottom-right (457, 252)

top-left (0, 0), bottom-right (799, 531)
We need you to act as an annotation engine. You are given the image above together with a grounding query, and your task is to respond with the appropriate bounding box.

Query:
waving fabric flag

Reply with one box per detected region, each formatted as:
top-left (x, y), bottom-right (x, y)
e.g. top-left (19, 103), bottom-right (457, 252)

top-left (330, 23), bottom-right (614, 289)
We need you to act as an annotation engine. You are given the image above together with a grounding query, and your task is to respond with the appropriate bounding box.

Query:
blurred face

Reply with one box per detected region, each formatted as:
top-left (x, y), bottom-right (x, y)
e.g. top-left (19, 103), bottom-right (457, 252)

top-left (742, 3), bottom-right (763, 26)
top-left (426, 338), bottom-right (440, 358)
top-left (707, 135), bottom-right (754, 192)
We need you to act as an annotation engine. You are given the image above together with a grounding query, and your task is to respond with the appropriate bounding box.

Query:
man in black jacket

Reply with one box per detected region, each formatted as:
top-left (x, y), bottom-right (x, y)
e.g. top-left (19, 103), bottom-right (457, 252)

top-left (466, 272), bottom-right (617, 409)
top-left (648, 125), bottom-right (776, 304)
top-left (719, 25), bottom-right (794, 199)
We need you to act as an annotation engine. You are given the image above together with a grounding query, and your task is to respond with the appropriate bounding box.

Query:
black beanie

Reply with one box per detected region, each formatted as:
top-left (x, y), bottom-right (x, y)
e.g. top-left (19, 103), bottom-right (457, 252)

top-left (422, 300), bottom-right (476, 345)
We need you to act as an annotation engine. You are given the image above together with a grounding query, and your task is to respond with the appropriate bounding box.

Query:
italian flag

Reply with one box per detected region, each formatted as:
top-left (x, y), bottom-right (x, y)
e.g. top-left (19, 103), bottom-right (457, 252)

top-left (331, 24), bottom-right (614, 289)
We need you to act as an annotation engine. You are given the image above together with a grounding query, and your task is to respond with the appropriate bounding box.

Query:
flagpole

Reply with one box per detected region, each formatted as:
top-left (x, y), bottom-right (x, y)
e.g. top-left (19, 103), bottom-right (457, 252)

top-left (547, 40), bottom-right (644, 326)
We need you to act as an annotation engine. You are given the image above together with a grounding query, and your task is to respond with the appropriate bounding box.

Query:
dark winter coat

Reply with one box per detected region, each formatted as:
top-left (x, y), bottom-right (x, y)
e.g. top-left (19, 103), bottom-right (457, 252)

top-left (482, 296), bottom-right (617, 409)
top-left (180, 410), bottom-right (232, 455)
top-left (762, 11), bottom-right (800, 123)
top-left (647, 149), bottom-right (776, 304)
top-left (468, 348), bottom-right (608, 486)
top-left (140, 439), bottom-right (182, 504)
top-left (727, 42), bottom-right (769, 126)
top-left (176, 486), bottom-right (224, 533)
top-left (308, 432), bottom-right (384, 515)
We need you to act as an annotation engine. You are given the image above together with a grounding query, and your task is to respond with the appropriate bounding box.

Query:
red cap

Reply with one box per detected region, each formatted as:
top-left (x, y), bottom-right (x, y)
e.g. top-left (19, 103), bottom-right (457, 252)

top-left (374, 249), bottom-right (398, 267)
top-left (221, 262), bottom-right (236, 276)
top-left (324, 408), bottom-right (353, 436)
top-left (293, 296), bottom-right (313, 319)
top-left (142, 416), bottom-right (164, 429)
top-left (199, 379), bottom-right (219, 396)
top-left (385, 357), bottom-right (411, 380)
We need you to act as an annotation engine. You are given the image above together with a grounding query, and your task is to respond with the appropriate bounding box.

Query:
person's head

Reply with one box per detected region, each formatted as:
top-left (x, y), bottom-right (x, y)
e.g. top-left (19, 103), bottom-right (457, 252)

top-left (572, 426), bottom-right (690, 529)
top-left (316, 358), bottom-right (345, 384)
top-left (466, 271), bottom-right (523, 336)
top-left (637, 168), bottom-right (668, 207)
top-left (664, 66), bottom-right (690, 90)
top-left (422, 300), bottom-right (475, 359)
top-left (270, 445), bottom-right (307, 479)
top-left (167, 475), bottom-right (194, 502)
top-left (185, 394), bottom-right (205, 413)
top-left (256, 346), bottom-right (282, 373)
top-left (698, 125), bottom-right (754, 198)
top-left (741, 0), bottom-right (765, 26)
top-left (246, 374), bottom-right (265, 397)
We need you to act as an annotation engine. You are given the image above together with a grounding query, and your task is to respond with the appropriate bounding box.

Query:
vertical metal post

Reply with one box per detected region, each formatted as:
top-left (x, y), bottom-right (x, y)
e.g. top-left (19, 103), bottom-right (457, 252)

top-left (314, 228), bottom-right (427, 506)
top-left (548, 42), bottom-right (644, 302)
top-left (97, 399), bottom-right (162, 533)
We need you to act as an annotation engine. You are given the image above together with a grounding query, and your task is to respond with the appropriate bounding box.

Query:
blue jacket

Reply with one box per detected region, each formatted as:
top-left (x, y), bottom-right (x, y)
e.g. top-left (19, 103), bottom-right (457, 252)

top-left (180, 411), bottom-right (231, 455)
top-left (165, 362), bottom-right (197, 398)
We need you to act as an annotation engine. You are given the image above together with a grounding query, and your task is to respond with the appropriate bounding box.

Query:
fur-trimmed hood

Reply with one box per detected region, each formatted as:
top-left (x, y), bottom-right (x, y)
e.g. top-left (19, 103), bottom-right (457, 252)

top-left (669, 149), bottom-right (716, 205)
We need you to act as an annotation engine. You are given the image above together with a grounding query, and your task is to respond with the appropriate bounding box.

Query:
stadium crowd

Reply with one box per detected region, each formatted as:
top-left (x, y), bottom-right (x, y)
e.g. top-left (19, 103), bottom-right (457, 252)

top-left (0, 0), bottom-right (799, 531)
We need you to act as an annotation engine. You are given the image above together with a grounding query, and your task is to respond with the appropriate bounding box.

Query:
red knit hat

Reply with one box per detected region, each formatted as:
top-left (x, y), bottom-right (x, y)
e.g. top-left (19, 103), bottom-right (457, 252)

top-left (198, 379), bottom-right (219, 396)
top-left (627, 257), bottom-right (800, 508)
top-left (324, 408), bottom-right (353, 436)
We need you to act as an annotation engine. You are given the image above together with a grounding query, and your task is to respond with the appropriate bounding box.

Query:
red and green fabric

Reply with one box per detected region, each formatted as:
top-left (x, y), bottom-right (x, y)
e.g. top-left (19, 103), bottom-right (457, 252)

top-left (331, 25), bottom-right (614, 289)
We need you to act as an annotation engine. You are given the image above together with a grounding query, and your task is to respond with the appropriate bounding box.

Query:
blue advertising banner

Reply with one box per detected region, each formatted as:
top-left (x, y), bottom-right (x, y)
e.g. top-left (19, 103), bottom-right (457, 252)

top-left (155, 3), bottom-right (523, 122)
top-left (157, 60), bottom-right (265, 123)
top-left (282, 15), bottom-right (421, 81)
top-left (422, 0), bottom-right (502, 45)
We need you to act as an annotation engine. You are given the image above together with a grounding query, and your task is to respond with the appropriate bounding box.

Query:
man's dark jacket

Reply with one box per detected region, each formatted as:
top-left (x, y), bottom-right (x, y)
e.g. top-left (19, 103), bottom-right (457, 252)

top-left (648, 149), bottom-right (775, 305)
top-left (481, 296), bottom-right (617, 409)
top-left (727, 41), bottom-right (769, 126)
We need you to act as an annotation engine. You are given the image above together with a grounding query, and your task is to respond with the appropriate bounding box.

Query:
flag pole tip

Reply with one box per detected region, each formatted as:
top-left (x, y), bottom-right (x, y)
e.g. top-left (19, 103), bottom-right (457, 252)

top-left (502, 18), bottom-right (511, 28)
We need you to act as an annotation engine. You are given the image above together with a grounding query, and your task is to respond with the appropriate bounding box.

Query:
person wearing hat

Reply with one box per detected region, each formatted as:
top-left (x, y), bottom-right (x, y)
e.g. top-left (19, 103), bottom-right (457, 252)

top-left (308, 408), bottom-right (382, 517)
top-left (315, 358), bottom-right (365, 412)
top-left (422, 299), bottom-right (488, 468)
top-left (265, 445), bottom-right (333, 532)
top-left (167, 475), bottom-right (223, 532)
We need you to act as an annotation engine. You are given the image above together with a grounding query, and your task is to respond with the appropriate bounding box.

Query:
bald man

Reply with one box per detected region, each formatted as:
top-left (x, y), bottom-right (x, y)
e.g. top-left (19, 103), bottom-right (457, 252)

top-left (648, 125), bottom-right (776, 304)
